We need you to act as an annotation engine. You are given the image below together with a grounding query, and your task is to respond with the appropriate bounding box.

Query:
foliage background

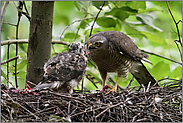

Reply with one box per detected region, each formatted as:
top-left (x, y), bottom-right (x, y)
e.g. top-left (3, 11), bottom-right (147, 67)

top-left (1, 1), bottom-right (182, 90)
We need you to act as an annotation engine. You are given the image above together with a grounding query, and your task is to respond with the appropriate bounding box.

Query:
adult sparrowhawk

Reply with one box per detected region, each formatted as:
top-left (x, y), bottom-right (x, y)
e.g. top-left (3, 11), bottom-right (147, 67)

top-left (85, 31), bottom-right (157, 93)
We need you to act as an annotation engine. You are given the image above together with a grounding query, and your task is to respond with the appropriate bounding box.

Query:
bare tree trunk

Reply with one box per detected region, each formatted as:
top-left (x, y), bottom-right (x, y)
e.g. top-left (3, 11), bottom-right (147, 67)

top-left (26, 1), bottom-right (54, 87)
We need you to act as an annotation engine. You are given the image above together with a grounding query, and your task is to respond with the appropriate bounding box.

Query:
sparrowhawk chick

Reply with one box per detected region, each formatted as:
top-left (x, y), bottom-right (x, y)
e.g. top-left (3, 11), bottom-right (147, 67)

top-left (31, 42), bottom-right (88, 94)
top-left (85, 31), bottom-right (157, 93)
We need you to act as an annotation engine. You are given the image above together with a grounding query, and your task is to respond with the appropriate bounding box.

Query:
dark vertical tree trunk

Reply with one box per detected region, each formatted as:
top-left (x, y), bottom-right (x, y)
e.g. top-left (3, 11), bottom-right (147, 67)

top-left (26, 1), bottom-right (54, 87)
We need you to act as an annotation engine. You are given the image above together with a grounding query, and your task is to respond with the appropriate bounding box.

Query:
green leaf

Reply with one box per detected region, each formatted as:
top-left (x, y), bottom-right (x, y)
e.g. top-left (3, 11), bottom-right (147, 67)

top-left (74, 1), bottom-right (88, 14)
top-left (140, 31), bottom-right (167, 45)
top-left (92, 1), bottom-right (108, 9)
top-left (171, 66), bottom-right (182, 78)
top-left (98, 19), bottom-right (122, 31)
top-left (124, 24), bottom-right (144, 40)
top-left (112, 1), bottom-right (126, 8)
top-left (125, 1), bottom-right (146, 10)
top-left (136, 14), bottom-right (163, 32)
top-left (96, 17), bottom-right (116, 27)
top-left (138, 7), bottom-right (161, 14)
top-left (1, 70), bottom-right (6, 78)
top-left (64, 33), bottom-right (80, 39)
top-left (18, 44), bottom-right (26, 53)
top-left (105, 7), bottom-right (137, 21)
top-left (17, 60), bottom-right (27, 70)
top-left (53, 15), bottom-right (69, 25)
top-left (17, 71), bottom-right (26, 79)
top-left (54, 1), bottom-right (76, 25)
top-left (79, 19), bottom-right (89, 29)
top-left (151, 61), bottom-right (170, 80)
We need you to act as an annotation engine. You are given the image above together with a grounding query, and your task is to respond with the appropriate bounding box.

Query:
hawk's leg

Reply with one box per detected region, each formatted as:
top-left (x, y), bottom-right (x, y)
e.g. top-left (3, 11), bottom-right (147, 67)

top-left (99, 85), bottom-right (113, 92)
top-left (105, 76), bottom-right (120, 95)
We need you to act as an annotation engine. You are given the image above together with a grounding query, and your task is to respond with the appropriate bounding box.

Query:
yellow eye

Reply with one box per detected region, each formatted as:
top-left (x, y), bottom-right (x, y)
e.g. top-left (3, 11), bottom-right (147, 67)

top-left (95, 42), bottom-right (100, 46)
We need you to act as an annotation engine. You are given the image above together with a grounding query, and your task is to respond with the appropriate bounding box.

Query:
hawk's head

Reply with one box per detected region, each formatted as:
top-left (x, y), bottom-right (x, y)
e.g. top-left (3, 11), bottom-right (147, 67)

top-left (68, 42), bottom-right (84, 54)
top-left (84, 34), bottom-right (108, 55)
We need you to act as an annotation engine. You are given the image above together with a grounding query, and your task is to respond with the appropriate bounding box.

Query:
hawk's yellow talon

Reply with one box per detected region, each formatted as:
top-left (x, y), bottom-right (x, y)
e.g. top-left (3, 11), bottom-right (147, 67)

top-left (105, 87), bottom-right (117, 95)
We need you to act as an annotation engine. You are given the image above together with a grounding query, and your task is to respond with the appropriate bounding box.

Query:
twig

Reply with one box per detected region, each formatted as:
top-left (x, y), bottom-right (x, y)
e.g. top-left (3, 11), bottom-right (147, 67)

top-left (23, 1), bottom-right (29, 15)
top-left (1, 114), bottom-right (8, 122)
top-left (86, 74), bottom-right (99, 89)
top-left (16, 8), bottom-right (31, 21)
top-left (70, 104), bottom-right (107, 118)
top-left (60, 17), bottom-right (95, 40)
top-left (34, 106), bottom-right (57, 115)
top-left (166, 1), bottom-right (182, 60)
top-left (1, 39), bottom-right (70, 46)
top-left (1, 90), bottom-right (41, 120)
top-left (1, 1), bottom-right (9, 27)
top-left (174, 40), bottom-right (182, 58)
top-left (125, 77), bottom-right (134, 89)
top-left (19, 1), bottom-right (31, 21)
top-left (74, 15), bottom-right (88, 42)
top-left (146, 81), bottom-right (151, 92)
top-left (1, 56), bottom-right (19, 65)
top-left (157, 77), bottom-right (181, 83)
top-left (7, 44), bottom-right (10, 83)
top-left (14, 1), bottom-right (23, 88)
top-left (166, 1), bottom-right (182, 46)
top-left (3, 22), bottom-right (17, 26)
top-left (81, 78), bottom-right (84, 93)
top-left (26, 81), bottom-right (36, 86)
top-left (4, 76), bottom-right (16, 89)
top-left (95, 97), bottom-right (133, 118)
top-left (15, 42), bottom-right (18, 88)
top-left (141, 49), bottom-right (182, 65)
top-left (49, 91), bottom-right (108, 106)
top-left (89, 1), bottom-right (106, 37)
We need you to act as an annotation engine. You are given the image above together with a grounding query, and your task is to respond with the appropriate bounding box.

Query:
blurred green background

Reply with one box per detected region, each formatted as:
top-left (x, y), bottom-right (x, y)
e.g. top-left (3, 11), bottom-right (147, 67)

top-left (1, 1), bottom-right (182, 91)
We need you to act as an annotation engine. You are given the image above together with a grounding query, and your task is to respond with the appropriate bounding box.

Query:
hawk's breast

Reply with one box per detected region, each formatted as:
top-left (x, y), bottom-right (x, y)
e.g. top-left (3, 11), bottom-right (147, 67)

top-left (89, 44), bottom-right (134, 79)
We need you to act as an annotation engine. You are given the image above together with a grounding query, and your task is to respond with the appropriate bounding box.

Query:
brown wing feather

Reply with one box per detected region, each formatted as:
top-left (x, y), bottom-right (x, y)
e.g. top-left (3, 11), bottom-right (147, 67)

top-left (99, 31), bottom-right (149, 61)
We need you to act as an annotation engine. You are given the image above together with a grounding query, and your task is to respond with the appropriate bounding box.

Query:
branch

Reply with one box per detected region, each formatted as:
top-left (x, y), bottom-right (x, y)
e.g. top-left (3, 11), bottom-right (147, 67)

top-left (125, 77), bottom-right (135, 89)
top-left (1, 39), bottom-right (70, 46)
top-left (1, 56), bottom-right (19, 65)
top-left (7, 44), bottom-right (10, 82)
top-left (166, 1), bottom-right (182, 46)
top-left (14, 1), bottom-right (23, 88)
top-left (174, 40), bottom-right (182, 58)
top-left (60, 17), bottom-right (96, 40)
top-left (17, 8), bottom-right (31, 21)
top-left (23, 1), bottom-right (30, 16)
top-left (141, 49), bottom-right (182, 65)
top-left (89, 1), bottom-right (106, 37)
top-left (1, 1), bottom-right (9, 27)
top-left (74, 15), bottom-right (88, 42)
top-left (166, 1), bottom-right (182, 60)
top-left (4, 76), bottom-right (16, 89)
top-left (3, 22), bottom-right (17, 26)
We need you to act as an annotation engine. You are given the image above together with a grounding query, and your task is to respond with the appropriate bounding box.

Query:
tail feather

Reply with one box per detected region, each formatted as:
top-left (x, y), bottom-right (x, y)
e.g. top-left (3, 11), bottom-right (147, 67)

top-left (31, 82), bottom-right (53, 91)
top-left (130, 61), bottom-right (157, 86)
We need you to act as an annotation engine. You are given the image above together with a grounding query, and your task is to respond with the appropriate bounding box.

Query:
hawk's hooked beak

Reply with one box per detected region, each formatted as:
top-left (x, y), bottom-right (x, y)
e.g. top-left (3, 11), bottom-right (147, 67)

top-left (88, 43), bottom-right (96, 50)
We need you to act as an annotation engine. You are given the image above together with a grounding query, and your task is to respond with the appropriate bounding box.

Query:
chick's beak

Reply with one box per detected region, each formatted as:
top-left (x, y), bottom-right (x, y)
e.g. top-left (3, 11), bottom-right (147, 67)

top-left (84, 51), bottom-right (89, 55)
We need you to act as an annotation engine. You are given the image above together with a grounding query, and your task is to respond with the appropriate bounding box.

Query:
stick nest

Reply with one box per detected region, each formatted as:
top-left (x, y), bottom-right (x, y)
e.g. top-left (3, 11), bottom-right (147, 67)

top-left (1, 81), bottom-right (182, 122)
